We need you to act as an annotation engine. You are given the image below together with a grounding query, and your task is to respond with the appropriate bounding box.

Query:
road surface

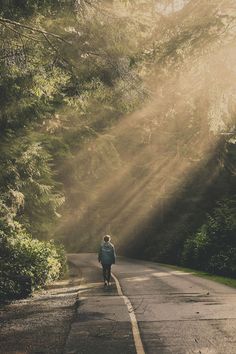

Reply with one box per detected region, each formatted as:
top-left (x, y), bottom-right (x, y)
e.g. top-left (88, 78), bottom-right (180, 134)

top-left (65, 253), bottom-right (236, 354)
top-left (0, 254), bottom-right (236, 354)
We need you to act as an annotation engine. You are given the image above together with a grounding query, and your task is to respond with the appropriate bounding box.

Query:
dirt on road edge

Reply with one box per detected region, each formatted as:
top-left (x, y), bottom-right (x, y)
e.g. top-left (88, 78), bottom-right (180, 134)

top-left (0, 261), bottom-right (82, 354)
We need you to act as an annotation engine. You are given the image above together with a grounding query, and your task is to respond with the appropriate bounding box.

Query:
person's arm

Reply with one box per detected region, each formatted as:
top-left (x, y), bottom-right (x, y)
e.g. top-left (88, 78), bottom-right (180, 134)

top-left (112, 246), bottom-right (116, 264)
top-left (98, 246), bottom-right (102, 263)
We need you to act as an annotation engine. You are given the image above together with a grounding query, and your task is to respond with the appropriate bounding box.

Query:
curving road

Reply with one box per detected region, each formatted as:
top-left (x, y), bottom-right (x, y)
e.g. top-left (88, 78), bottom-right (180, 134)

top-left (65, 253), bottom-right (236, 354)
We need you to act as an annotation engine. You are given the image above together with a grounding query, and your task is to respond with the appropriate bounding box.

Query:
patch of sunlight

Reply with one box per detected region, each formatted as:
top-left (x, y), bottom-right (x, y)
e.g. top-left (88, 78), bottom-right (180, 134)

top-left (50, 286), bottom-right (79, 294)
top-left (155, 0), bottom-right (191, 16)
top-left (79, 282), bottom-right (103, 289)
top-left (170, 270), bottom-right (194, 275)
top-left (78, 296), bottom-right (87, 301)
top-left (125, 276), bottom-right (151, 282)
top-left (152, 270), bottom-right (194, 277)
top-left (152, 271), bottom-right (172, 277)
top-left (50, 279), bottom-right (71, 286)
top-left (46, 292), bottom-right (75, 298)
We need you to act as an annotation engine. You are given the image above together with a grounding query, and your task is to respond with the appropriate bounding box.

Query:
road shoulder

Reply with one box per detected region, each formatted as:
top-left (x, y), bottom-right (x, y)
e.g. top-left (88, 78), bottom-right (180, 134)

top-left (0, 262), bottom-right (81, 354)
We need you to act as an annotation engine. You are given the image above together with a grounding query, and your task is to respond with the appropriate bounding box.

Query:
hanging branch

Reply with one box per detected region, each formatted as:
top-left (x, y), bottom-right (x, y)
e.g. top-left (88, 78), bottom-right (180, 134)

top-left (0, 17), bottom-right (72, 45)
top-left (0, 17), bottom-right (79, 76)
top-left (42, 32), bottom-right (77, 75)
top-left (2, 22), bottom-right (40, 42)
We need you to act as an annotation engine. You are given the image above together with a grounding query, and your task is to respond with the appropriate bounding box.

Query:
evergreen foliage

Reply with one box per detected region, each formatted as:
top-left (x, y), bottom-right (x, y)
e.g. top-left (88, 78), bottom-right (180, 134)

top-left (1, 0), bottom-right (236, 300)
top-left (181, 199), bottom-right (236, 277)
top-left (0, 0), bottom-right (72, 299)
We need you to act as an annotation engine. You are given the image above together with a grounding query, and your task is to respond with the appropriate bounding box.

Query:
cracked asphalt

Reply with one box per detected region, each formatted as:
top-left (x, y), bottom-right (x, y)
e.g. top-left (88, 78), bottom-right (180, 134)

top-left (1, 254), bottom-right (236, 354)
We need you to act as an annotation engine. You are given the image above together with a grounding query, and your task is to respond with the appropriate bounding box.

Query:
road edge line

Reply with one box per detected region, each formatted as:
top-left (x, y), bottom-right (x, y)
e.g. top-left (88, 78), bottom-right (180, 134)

top-left (111, 272), bottom-right (146, 354)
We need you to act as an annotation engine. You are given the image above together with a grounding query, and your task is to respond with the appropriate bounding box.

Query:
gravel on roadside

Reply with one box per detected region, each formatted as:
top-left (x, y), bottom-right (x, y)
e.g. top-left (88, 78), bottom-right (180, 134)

top-left (0, 262), bottom-right (81, 354)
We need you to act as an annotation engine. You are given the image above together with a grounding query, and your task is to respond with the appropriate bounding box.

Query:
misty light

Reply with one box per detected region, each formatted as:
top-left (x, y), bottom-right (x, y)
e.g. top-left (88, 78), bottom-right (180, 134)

top-left (155, 0), bottom-right (191, 15)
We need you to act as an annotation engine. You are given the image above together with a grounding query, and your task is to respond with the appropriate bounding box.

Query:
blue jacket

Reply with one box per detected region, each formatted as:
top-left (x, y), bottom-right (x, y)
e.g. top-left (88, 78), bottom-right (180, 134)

top-left (98, 241), bottom-right (116, 265)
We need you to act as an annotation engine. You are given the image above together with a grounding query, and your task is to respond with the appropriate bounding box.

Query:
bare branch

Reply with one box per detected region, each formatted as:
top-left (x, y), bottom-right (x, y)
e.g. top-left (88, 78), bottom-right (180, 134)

top-left (2, 22), bottom-right (40, 42)
top-left (42, 32), bottom-right (75, 69)
top-left (0, 17), bottom-right (72, 45)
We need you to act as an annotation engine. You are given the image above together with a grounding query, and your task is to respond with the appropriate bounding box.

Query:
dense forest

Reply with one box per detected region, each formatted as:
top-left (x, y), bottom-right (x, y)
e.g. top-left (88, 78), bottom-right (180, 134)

top-left (0, 0), bottom-right (236, 299)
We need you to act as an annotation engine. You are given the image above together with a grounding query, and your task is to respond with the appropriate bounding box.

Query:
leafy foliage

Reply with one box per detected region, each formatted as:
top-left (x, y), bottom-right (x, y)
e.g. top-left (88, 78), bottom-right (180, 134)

top-left (0, 1), bottom-right (72, 299)
top-left (181, 199), bottom-right (236, 276)
top-left (0, 134), bottom-right (67, 300)
top-left (0, 135), bottom-right (65, 239)
top-left (1, 0), bottom-right (236, 298)
top-left (0, 224), bottom-right (67, 300)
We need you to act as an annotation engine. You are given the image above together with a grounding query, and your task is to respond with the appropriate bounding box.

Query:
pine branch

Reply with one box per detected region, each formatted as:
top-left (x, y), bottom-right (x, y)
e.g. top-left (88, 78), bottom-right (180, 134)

top-left (42, 32), bottom-right (77, 74)
top-left (0, 17), bottom-right (72, 45)
top-left (2, 22), bottom-right (40, 42)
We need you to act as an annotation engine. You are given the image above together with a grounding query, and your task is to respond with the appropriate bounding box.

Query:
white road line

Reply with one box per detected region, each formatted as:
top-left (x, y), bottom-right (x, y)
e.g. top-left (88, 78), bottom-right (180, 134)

top-left (111, 272), bottom-right (146, 354)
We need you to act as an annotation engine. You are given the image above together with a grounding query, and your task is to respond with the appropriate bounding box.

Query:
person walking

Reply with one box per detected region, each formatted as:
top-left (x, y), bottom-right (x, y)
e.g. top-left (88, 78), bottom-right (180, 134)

top-left (98, 235), bottom-right (116, 286)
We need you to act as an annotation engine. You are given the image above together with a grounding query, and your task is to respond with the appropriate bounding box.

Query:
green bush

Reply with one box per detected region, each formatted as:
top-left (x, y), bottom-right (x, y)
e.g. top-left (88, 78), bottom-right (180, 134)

top-left (0, 227), bottom-right (67, 300)
top-left (181, 199), bottom-right (236, 277)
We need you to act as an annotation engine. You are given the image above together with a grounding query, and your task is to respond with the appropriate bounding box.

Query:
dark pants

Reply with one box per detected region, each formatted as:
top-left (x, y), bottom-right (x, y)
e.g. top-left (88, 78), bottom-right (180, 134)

top-left (102, 263), bottom-right (111, 282)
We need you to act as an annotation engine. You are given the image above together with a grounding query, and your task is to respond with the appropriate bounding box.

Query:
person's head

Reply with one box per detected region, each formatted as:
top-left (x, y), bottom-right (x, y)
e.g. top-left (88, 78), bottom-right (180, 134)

top-left (103, 235), bottom-right (111, 243)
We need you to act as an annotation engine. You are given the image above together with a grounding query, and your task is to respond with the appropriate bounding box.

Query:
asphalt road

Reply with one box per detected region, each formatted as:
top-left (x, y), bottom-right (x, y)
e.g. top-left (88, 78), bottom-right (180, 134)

top-left (1, 254), bottom-right (236, 354)
top-left (66, 253), bottom-right (236, 354)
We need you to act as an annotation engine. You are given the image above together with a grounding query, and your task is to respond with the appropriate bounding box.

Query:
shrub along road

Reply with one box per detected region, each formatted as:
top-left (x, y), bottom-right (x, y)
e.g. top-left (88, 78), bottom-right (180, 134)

top-left (1, 254), bottom-right (236, 354)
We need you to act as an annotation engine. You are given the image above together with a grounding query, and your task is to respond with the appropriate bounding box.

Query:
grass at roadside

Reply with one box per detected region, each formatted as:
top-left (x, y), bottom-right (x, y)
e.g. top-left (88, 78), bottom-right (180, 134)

top-left (158, 263), bottom-right (236, 289)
